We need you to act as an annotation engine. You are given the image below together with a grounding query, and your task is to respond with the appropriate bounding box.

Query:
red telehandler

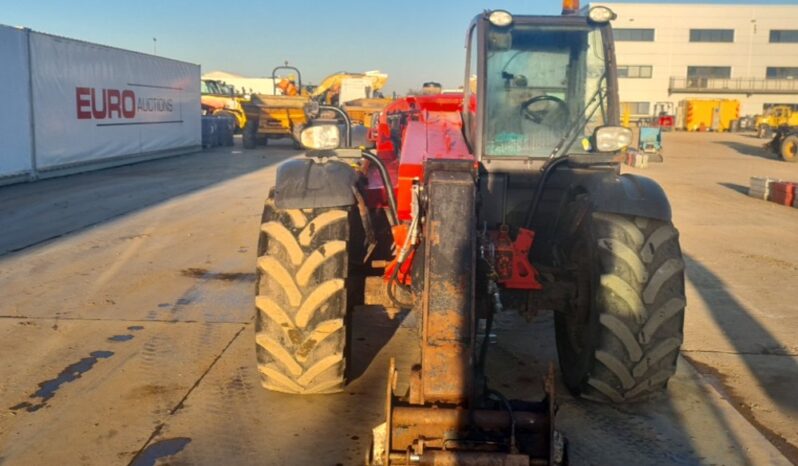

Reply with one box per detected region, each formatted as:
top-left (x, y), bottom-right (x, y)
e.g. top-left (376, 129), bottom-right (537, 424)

top-left (254, 4), bottom-right (686, 464)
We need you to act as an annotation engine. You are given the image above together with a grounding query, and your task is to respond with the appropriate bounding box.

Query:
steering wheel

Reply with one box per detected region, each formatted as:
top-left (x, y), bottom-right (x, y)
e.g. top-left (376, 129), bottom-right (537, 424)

top-left (521, 95), bottom-right (568, 125)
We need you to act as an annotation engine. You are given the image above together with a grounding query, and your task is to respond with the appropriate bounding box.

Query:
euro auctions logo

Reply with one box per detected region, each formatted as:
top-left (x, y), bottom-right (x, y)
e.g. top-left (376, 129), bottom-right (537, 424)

top-left (75, 87), bottom-right (174, 120)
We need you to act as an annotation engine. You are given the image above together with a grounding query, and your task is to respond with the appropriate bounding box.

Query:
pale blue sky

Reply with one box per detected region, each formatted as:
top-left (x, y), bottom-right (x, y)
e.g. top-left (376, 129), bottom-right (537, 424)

top-left (3, 0), bottom-right (796, 92)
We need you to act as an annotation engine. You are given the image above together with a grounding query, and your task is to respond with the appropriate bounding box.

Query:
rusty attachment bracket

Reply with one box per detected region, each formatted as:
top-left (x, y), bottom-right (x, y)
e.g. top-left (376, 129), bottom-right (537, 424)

top-left (369, 359), bottom-right (565, 465)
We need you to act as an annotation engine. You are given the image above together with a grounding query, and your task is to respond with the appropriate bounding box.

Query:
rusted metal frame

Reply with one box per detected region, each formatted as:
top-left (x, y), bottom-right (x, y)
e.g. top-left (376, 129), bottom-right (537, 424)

top-left (419, 163), bottom-right (477, 405)
top-left (386, 450), bottom-right (530, 466)
top-left (391, 406), bottom-right (547, 452)
top-left (383, 358), bottom-right (397, 465)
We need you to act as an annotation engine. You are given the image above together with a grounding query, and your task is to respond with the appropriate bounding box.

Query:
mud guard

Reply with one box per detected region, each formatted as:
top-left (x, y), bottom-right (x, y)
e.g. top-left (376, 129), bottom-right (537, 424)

top-left (579, 172), bottom-right (672, 222)
top-left (273, 158), bottom-right (359, 209)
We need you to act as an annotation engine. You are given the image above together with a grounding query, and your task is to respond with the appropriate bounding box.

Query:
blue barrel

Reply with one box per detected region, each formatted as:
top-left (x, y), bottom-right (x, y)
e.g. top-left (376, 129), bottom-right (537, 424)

top-left (216, 116), bottom-right (235, 147)
top-left (202, 116), bottom-right (219, 148)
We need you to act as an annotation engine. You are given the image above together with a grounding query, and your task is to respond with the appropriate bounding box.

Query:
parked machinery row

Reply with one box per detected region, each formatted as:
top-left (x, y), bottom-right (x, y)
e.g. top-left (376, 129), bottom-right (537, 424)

top-left (241, 67), bottom-right (392, 149)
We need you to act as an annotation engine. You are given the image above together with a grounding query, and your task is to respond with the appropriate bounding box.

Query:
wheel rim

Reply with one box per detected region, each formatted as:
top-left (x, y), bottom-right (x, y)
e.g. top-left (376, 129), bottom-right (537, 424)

top-left (783, 140), bottom-right (797, 161)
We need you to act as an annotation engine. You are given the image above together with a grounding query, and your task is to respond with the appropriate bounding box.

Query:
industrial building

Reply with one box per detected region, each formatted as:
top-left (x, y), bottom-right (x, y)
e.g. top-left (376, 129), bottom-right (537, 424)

top-left (594, 2), bottom-right (798, 118)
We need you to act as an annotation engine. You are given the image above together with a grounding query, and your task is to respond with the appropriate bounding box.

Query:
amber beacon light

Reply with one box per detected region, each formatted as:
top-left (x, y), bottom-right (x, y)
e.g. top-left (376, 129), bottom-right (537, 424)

top-left (562, 0), bottom-right (580, 15)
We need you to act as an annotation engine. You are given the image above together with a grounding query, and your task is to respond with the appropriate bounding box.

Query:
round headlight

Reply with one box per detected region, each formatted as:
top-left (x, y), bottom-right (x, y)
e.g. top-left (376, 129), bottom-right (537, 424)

top-left (488, 10), bottom-right (513, 27)
top-left (588, 6), bottom-right (616, 23)
top-left (300, 124), bottom-right (341, 150)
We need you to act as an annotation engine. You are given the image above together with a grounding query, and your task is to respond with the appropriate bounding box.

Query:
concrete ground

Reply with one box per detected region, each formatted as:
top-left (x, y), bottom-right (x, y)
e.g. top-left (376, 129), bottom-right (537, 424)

top-left (628, 132), bottom-right (798, 462)
top-left (0, 133), bottom-right (796, 465)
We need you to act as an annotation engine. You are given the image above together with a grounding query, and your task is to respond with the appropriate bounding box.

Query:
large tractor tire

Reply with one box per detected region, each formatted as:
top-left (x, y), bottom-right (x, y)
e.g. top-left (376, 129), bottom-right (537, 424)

top-left (243, 119), bottom-right (258, 149)
top-left (255, 194), bottom-right (354, 394)
top-left (779, 134), bottom-right (798, 163)
top-left (556, 212), bottom-right (686, 403)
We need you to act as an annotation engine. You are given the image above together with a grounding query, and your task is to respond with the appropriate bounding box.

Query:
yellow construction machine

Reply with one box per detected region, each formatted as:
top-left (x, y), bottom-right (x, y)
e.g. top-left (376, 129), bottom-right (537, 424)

top-left (319, 72), bottom-right (392, 129)
top-left (242, 66), bottom-right (310, 148)
top-left (201, 79), bottom-right (247, 132)
top-left (755, 105), bottom-right (798, 138)
top-left (243, 68), bottom-right (392, 148)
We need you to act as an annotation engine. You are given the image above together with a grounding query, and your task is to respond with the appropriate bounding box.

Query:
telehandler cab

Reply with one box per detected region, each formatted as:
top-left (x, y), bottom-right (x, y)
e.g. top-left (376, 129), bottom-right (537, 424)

top-left (254, 3), bottom-right (686, 464)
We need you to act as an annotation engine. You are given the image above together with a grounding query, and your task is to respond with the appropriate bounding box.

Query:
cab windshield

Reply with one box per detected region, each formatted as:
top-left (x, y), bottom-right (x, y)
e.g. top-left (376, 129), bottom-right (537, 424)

top-left (201, 80), bottom-right (223, 95)
top-left (484, 23), bottom-right (608, 157)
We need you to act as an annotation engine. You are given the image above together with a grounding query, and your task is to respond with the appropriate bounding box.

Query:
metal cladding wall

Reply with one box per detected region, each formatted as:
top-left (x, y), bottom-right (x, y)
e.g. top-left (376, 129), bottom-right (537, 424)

top-left (0, 26), bottom-right (33, 180)
top-left (0, 24), bottom-right (200, 185)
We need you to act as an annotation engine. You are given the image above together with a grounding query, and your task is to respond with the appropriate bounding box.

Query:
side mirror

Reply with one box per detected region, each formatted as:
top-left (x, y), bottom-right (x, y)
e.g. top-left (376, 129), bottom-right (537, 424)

top-left (300, 125), bottom-right (341, 150)
top-left (593, 126), bottom-right (632, 152)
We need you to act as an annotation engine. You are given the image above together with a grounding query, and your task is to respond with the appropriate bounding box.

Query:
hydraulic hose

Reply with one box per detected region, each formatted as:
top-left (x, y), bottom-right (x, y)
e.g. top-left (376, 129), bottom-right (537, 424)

top-left (361, 150), bottom-right (399, 226)
top-left (385, 187), bottom-right (421, 309)
top-left (523, 156), bottom-right (570, 229)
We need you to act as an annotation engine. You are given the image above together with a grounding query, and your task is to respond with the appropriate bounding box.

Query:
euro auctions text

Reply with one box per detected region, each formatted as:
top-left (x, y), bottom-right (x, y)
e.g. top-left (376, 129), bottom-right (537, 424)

top-left (75, 86), bottom-right (174, 120)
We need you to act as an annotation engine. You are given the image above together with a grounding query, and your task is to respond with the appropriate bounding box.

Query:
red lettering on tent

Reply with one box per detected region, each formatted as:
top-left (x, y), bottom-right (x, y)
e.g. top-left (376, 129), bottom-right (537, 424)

top-left (76, 87), bottom-right (92, 119)
top-left (121, 90), bottom-right (136, 118)
top-left (107, 89), bottom-right (122, 118)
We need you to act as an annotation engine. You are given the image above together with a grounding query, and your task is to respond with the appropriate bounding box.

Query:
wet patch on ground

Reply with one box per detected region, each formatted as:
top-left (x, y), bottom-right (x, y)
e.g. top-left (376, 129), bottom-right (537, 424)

top-left (129, 437), bottom-right (192, 466)
top-left (180, 267), bottom-right (255, 282)
top-left (125, 384), bottom-right (185, 399)
top-left (10, 350), bottom-right (114, 412)
top-left (108, 334), bottom-right (134, 342)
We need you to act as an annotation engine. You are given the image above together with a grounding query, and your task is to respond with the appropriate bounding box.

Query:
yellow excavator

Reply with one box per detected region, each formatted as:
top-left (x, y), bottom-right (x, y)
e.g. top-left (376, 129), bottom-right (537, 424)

top-left (242, 68), bottom-right (391, 149)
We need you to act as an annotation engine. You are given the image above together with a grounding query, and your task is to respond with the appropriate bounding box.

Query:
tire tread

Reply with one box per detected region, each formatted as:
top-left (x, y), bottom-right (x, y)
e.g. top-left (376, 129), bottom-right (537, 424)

top-left (582, 212), bottom-right (686, 402)
top-left (255, 196), bottom-right (350, 394)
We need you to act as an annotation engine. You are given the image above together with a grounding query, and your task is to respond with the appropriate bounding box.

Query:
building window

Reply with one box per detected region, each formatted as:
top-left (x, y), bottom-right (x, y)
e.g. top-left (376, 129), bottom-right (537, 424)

top-left (766, 67), bottom-right (798, 79)
top-left (614, 28), bottom-right (655, 42)
top-left (621, 102), bottom-right (650, 115)
top-left (689, 29), bottom-right (734, 43)
top-left (618, 65), bottom-right (653, 78)
top-left (770, 30), bottom-right (798, 43)
top-left (687, 66), bottom-right (732, 79)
